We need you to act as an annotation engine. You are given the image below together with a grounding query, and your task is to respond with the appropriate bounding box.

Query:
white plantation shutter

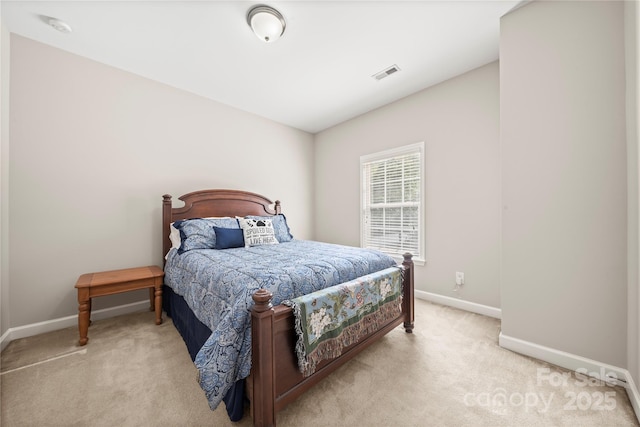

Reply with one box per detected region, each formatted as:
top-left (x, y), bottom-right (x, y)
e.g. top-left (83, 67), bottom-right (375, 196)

top-left (361, 142), bottom-right (424, 260)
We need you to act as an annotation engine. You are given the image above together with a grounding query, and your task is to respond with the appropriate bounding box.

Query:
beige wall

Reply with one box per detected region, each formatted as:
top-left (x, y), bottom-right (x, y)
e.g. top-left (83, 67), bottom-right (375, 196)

top-left (314, 61), bottom-right (501, 308)
top-left (7, 35), bottom-right (314, 328)
top-left (0, 15), bottom-right (9, 338)
top-left (500, 1), bottom-right (627, 367)
top-left (625, 0), bottom-right (640, 385)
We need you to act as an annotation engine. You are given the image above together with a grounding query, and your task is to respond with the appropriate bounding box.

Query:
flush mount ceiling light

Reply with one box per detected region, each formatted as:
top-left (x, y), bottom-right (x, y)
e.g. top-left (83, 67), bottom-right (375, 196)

top-left (247, 5), bottom-right (286, 43)
top-left (48, 17), bottom-right (72, 34)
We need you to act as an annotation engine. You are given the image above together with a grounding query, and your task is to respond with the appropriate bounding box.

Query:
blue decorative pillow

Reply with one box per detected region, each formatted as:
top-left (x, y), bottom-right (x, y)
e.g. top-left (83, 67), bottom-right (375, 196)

top-left (213, 226), bottom-right (245, 249)
top-left (173, 217), bottom-right (240, 254)
top-left (245, 214), bottom-right (293, 243)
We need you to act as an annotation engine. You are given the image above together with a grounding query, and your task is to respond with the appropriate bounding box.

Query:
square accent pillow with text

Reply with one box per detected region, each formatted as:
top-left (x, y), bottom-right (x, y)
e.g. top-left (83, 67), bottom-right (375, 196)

top-left (238, 217), bottom-right (279, 247)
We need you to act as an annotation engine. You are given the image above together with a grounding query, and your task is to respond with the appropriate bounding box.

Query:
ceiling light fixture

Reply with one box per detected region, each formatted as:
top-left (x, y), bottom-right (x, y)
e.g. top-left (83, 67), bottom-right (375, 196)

top-left (48, 17), bottom-right (72, 34)
top-left (247, 5), bottom-right (286, 43)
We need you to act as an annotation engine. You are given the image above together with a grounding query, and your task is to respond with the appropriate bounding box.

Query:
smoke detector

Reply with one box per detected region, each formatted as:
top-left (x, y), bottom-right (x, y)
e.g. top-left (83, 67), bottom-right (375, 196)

top-left (48, 18), bottom-right (72, 33)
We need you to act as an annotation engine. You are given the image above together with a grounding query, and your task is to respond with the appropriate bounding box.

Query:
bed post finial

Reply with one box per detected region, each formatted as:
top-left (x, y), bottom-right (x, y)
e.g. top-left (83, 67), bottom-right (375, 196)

top-left (252, 289), bottom-right (273, 311)
top-left (402, 253), bottom-right (415, 333)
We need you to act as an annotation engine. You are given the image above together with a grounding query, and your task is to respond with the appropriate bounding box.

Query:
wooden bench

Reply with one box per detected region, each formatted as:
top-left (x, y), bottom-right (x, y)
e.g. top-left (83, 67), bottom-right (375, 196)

top-left (75, 265), bottom-right (164, 345)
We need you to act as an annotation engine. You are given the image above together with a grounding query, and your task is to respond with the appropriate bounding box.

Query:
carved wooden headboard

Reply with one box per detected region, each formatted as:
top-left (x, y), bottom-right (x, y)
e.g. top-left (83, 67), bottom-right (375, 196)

top-left (162, 189), bottom-right (281, 260)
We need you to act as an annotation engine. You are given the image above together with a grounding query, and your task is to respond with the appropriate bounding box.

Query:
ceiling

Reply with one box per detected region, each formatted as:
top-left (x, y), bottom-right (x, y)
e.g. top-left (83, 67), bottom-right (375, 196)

top-left (1, 1), bottom-right (523, 134)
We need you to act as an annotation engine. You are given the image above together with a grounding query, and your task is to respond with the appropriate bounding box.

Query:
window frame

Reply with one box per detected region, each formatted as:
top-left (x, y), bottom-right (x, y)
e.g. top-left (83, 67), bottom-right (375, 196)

top-left (360, 141), bottom-right (425, 265)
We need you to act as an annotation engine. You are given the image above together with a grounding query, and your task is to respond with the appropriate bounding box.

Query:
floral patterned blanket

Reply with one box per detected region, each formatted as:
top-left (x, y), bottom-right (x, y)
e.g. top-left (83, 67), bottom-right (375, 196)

top-left (163, 240), bottom-right (396, 411)
top-left (283, 266), bottom-right (404, 377)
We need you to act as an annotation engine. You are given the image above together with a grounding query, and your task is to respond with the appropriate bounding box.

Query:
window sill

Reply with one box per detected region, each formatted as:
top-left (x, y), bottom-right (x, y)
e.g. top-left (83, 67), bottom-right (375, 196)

top-left (391, 255), bottom-right (425, 267)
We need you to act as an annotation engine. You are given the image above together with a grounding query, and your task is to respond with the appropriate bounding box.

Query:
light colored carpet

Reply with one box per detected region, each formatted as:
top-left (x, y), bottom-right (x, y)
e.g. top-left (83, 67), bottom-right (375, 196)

top-left (1, 299), bottom-right (638, 426)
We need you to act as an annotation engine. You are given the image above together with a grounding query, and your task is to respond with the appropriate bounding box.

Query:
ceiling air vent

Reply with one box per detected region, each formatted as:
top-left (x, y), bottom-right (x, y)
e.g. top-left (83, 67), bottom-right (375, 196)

top-left (372, 64), bottom-right (401, 81)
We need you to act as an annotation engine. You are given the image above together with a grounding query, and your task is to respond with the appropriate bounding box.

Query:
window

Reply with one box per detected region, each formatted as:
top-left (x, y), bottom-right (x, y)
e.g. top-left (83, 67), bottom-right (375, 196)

top-left (360, 142), bottom-right (424, 262)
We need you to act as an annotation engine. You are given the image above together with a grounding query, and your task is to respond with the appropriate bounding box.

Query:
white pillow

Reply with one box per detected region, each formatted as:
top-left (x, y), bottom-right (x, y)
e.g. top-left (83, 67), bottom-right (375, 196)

top-left (237, 217), bottom-right (279, 247)
top-left (169, 223), bottom-right (181, 250)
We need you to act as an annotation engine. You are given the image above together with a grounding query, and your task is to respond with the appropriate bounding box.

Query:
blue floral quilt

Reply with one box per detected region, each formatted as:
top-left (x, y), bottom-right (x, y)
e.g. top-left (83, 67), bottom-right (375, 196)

top-left (163, 239), bottom-right (396, 410)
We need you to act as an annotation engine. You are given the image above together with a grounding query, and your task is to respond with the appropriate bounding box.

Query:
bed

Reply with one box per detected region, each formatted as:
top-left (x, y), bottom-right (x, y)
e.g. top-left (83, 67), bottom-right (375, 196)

top-left (161, 189), bottom-right (415, 427)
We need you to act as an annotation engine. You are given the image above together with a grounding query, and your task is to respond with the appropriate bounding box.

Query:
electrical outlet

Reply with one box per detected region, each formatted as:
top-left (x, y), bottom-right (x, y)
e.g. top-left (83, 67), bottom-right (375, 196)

top-left (455, 272), bottom-right (465, 286)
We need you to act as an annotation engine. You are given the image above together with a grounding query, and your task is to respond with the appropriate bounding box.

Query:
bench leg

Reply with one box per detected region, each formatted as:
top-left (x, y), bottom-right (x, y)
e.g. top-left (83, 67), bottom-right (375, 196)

top-left (154, 285), bottom-right (163, 325)
top-left (77, 289), bottom-right (91, 346)
top-left (148, 287), bottom-right (155, 311)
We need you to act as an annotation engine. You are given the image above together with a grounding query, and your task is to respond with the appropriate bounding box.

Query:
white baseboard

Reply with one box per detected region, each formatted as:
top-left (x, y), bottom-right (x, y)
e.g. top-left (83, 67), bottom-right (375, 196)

top-left (499, 332), bottom-right (640, 423)
top-left (415, 289), bottom-right (502, 319)
top-left (0, 328), bottom-right (10, 352)
top-left (625, 370), bottom-right (640, 424)
top-left (0, 300), bottom-right (150, 352)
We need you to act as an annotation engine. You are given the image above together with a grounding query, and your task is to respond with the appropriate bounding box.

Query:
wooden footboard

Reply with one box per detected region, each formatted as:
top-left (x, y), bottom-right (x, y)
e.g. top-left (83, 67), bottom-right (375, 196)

top-left (249, 253), bottom-right (415, 427)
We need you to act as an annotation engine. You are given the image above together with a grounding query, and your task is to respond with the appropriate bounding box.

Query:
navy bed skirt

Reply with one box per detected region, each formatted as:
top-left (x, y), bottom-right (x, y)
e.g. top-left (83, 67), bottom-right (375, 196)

top-left (163, 284), bottom-right (246, 421)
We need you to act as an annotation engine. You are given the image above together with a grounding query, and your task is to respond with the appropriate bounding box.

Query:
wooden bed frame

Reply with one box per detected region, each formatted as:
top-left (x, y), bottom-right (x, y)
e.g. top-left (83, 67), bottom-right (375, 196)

top-left (162, 189), bottom-right (415, 427)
